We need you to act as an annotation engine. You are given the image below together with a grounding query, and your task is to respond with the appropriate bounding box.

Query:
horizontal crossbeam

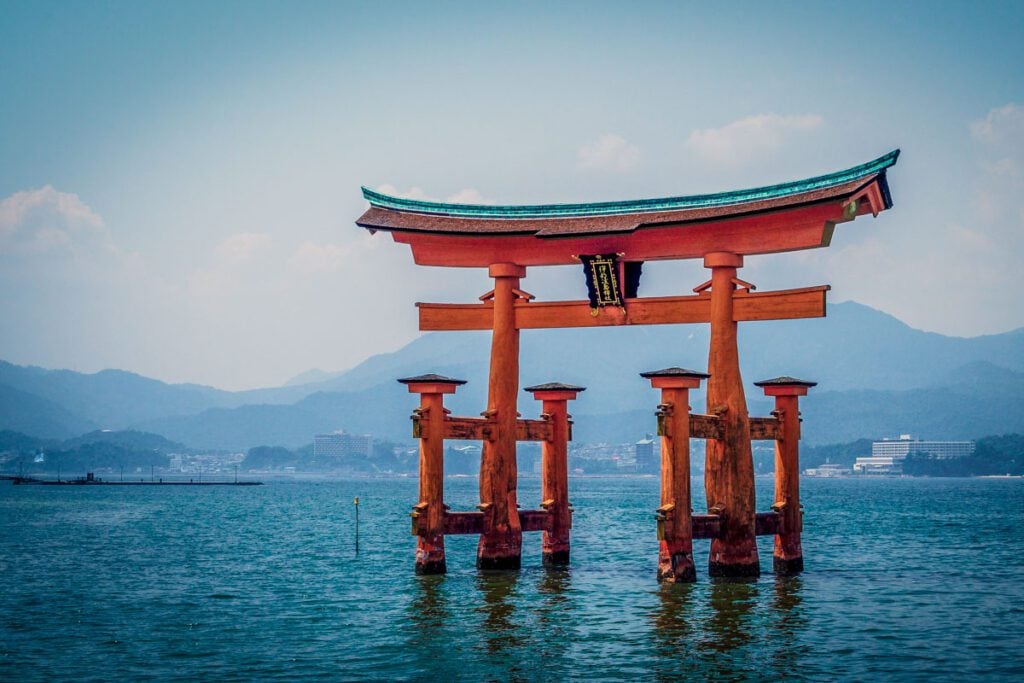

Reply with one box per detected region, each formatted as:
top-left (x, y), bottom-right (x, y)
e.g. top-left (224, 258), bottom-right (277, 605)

top-left (437, 510), bottom-right (782, 538)
top-left (417, 285), bottom-right (829, 331)
top-left (414, 416), bottom-right (556, 442)
top-left (443, 510), bottom-right (552, 535)
top-left (749, 416), bottom-right (782, 440)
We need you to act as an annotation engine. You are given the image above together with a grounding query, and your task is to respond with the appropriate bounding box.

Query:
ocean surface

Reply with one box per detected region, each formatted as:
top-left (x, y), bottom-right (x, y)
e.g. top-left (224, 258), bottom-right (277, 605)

top-left (2, 475), bottom-right (1023, 681)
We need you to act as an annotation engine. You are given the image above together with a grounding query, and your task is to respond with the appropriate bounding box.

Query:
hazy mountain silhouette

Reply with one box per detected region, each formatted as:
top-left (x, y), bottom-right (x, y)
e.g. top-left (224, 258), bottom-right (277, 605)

top-left (2, 302), bottom-right (1022, 448)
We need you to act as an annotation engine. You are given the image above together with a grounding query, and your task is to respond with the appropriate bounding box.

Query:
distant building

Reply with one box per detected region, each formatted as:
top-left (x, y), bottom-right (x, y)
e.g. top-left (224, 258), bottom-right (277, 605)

top-left (871, 434), bottom-right (975, 460)
top-left (313, 431), bottom-right (373, 459)
top-left (804, 462), bottom-right (852, 477)
top-left (635, 435), bottom-right (657, 473)
top-left (853, 435), bottom-right (975, 474)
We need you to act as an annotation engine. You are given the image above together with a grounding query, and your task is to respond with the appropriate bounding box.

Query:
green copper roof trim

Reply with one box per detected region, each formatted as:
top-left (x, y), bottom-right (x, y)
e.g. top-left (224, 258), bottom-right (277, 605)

top-left (362, 149), bottom-right (899, 219)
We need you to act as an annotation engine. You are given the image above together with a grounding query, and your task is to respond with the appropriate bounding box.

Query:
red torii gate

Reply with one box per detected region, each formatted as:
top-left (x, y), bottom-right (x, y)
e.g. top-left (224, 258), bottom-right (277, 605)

top-left (358, 150), bottom-right (899, 580)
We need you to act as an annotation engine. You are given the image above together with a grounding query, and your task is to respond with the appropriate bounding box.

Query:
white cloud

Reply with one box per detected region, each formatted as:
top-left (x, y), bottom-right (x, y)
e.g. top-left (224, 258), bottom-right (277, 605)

top-left (375, 184), bottom-right (431, 201)
top-left (0, 185), bottom-right (106, 253)
top-left (686, 113), bottom-right (824, 165)
top-left (374, 184), bottom-right (493, 204)
top-left (445, 188), bottom-right (492, 204)
top-left (577, 134), bottom-right (641, 172)
top-left (215, 231), bottom-right (273, 262)
top-left (970, 103), bottom-right (1024, 147)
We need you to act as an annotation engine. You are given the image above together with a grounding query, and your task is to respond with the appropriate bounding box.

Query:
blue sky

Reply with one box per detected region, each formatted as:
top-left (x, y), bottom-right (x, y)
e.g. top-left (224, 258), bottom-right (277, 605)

top-left (1, 1), bottom-right (1022, 389)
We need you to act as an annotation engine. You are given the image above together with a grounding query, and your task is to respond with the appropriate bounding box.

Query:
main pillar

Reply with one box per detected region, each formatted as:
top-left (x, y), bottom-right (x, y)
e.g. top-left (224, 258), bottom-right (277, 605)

top-left (755, 376), bottom-right (816, 575)
top-left (703, 251), bottom-right (759, 577)
top-left (526, 382), bottom-right (585, 567)
top-left (399, 373), bottom-right (467, 575)
top-left (641, 367), bottom-right (709, 583)
top-left (478, 263), bottom-right (526, 569)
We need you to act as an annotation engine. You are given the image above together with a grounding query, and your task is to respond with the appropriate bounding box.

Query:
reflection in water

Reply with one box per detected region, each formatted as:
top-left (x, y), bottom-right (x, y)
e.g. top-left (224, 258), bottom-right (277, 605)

top-left (535, 568), bottom-right (575, 676)
top-left (652, 583), bottom-right (697, 681)
top-left (703, 578), bottom-right (759, 653)
top-left (409, 574), bottom-right (449, 634)
top-left (768, 575), bottom-right (807, 677)
top-left (406, 575), bottom-right (454, 679)
top-left (476, 571), bottom-right (524, 659)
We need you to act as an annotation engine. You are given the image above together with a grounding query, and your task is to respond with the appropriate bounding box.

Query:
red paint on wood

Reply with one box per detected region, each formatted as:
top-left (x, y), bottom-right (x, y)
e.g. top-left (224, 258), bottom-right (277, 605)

top-left (704, 252), bottom-right (760, 577)
top-left (477, 265), bottom-right (523, 570)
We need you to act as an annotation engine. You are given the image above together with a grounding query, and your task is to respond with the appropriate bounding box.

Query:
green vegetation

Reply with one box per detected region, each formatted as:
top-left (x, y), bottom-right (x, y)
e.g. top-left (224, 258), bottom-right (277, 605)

top-left (902, 434), bottom-right (1024, 477)
top-left (0, 429), bottom-right (178, 474)
top-left (240, 440), bottom-right (410, 473)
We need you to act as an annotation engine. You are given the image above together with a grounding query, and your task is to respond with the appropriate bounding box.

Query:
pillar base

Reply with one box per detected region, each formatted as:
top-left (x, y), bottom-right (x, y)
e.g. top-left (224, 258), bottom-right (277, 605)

top-left (415, 558), bottom-right (447, 575)
top-left (477, 531), bottom-right (522, 570)
top-left (477, 555), bottom-right (522, 571)
top-left (773, 556), bottom-right (804, 575)
top-left (658, 552), bottom-right (697, 583)
top-left (542, 549), bottom-right (570, 567)
top-left (708, 560), bottom-right (761, 578)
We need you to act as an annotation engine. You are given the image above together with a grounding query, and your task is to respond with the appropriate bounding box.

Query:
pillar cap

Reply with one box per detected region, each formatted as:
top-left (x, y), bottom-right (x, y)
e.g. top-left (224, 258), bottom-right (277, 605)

top-left (639, 367), bottom-right (710, 379)
top-left (397, 373), bottom-right (466, 394)
top-left (640, 367), bottom-right (708, 390)
top-left (525, 382), bottom-right (585, 400)
top-left (524, 382), bottom-right (586, 392)
top-left (753, 376), bottom-right (816, 387)
top-left (755, 376), bottom-right (816, 396)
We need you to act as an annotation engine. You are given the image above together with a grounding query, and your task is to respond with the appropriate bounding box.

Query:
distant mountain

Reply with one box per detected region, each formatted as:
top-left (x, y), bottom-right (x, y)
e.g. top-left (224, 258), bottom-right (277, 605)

top-left (0, 361), bottom-right (231, 430)
top-left (0, 383), bottom-right (96, 438)
top-left (283, 368), bottom-right (346, 386)
top-left (3, 301), bottom-right (1023, 449)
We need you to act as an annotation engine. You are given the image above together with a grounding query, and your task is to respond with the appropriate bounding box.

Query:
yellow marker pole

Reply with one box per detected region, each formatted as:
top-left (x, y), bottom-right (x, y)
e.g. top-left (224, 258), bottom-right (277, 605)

top-left (354, 496), bottom-right (360, 553)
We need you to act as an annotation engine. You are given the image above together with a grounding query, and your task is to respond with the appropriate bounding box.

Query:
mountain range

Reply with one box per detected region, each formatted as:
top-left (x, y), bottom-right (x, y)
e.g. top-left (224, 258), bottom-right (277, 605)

top-left (1, 301), bottom-right (1022, 450)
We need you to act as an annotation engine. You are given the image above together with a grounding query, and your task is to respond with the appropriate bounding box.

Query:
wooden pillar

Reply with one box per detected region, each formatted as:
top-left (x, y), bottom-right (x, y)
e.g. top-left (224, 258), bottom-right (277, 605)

top-left (398, 374), bottom-right (466, 575)
top-left (478, 263), bottom-right (526, 569)
top-left (641, 368), bottom-right (709, 583)
top-left (703, 251), bottom-right (759, 577)
top-left (526, 383), bottom-right (585, 567)
top-left (756, 376), bottom-right (816, 575)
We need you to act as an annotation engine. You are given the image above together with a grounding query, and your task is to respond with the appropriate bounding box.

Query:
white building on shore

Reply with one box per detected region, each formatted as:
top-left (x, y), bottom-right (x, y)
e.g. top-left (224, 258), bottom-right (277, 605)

top-left (853, 435), bottom-right (975, 474)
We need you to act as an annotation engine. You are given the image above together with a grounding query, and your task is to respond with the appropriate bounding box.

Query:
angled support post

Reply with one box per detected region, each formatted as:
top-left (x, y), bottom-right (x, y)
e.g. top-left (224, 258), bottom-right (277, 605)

top-left (399, 373), bottom-right (467, 575)
top-left (641, 367), bottom-right (710, 583)
top-left (755, 376), bottom-right (817, 575)
top-left (526, 382), bottom-right (585, 567)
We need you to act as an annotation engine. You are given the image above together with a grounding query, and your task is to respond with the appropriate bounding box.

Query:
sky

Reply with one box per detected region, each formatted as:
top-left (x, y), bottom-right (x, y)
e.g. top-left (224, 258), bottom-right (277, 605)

top-left (1, 1), bottom-right (1023, 390)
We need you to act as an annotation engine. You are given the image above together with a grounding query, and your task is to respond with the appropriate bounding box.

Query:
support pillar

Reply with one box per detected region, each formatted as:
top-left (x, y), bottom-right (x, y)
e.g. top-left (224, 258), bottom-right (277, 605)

top-left (399, 373), bottom-right (466, 575)
top-left (641, 368), bottom-right (709, 582)
top-left (702, 252), bottom-right (759, 577)
top-left (755, 376), bottom-right (816, 575)
top-left (526, 382), bottom-right (585, 567)
top-left (478, 263), bottom-right (526, 570)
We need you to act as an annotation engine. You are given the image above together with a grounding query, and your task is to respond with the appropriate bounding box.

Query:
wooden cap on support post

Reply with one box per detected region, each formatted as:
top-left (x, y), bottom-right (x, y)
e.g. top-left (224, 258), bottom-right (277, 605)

top-left (640, 367), bottom-right (710, 390)
top-left (754, 376), bottom-right (817, 397)
top-left (397, 373), bottom-right (467, 395)
top-left (524, 382), bottom-right (586, 401)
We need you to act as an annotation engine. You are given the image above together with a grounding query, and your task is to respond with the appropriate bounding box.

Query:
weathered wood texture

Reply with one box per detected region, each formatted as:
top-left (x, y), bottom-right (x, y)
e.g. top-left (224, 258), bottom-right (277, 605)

top-left (417, 286), bottom-right (828, 331)
top-left (413, 392), bottom-right (446, 574)
top-left (654, 389), bottom-right (697, 582)
top-left (445, 510), bottom-right (551, 535)
top-left (539, 398), bottom-right (572, 565)
top-left (689, 413), bottom-right (723, 440)
top-left (749, 416), bottom-right (782, 441)
top-left (477, 266), bottom-right (523, 569)
top-left (773, 394), bottom-right (804, 574)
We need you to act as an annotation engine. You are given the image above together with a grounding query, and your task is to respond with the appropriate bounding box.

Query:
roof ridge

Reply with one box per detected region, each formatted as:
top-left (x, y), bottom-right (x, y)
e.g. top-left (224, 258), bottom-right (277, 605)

top-left (362, 150), bottom-right (899, 220)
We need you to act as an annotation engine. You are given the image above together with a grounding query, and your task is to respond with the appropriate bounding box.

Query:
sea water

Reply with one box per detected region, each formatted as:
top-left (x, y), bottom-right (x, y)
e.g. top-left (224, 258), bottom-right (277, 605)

top-left (2, 476), bottom-right (1023, 681)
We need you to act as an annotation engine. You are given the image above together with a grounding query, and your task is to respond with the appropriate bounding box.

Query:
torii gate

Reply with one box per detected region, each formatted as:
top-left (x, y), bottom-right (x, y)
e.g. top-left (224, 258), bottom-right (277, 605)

top-left (357, 150), bottom-right (899, 580)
